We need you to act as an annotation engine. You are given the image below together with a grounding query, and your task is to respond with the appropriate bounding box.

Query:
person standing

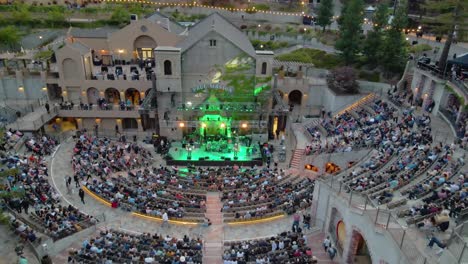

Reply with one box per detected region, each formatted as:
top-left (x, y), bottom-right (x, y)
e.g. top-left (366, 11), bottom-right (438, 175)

top-left (79, 189), bottom-right (85, 204)
top-left (21, 199), bottom-right (29, 215)
top-left (74, 174), bottom-right (80, 188)
top-left (162, 211), bottom-right (169, 228)
top-left (45, 102), bottom-right (50, 114)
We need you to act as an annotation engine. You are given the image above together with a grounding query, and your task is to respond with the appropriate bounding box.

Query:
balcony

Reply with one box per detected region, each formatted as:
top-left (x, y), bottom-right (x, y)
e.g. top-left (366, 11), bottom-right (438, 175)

top-left (57, 104), bottom-right (141, 119)
top-left (90, 63), bottom-right (155, 82)
top-left (416, 61), bottom-right (468, 98)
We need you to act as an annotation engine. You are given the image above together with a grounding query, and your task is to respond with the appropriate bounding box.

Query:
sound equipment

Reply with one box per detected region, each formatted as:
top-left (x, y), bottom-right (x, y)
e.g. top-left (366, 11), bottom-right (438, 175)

top-left (199, 158), bottom-right (205, 161)
top-left (225, 158), bottom-right (231, 161)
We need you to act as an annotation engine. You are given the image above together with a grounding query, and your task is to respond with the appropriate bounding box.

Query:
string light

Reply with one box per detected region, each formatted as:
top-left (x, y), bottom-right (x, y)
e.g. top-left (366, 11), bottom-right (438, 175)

top-left (101, 0), bottom-right (305, 17)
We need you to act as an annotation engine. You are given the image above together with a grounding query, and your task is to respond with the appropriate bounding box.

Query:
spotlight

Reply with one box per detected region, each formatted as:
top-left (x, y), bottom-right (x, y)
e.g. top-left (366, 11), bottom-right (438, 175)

top-left (220, 123), bottom-right (225, 128)
top-left (179, 123), bottom-right (185, 128)
top-left (241, 123), bottom-right (248, 128)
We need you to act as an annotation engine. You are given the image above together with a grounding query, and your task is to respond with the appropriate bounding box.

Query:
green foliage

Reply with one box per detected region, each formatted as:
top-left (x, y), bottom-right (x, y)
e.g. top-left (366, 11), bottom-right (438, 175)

top-left (380, 0), bottom-right (408, 73)
top-left (11, 4), bottom-right (32, 25)
top-left (250, 40), bottom-right (289, 50)
top-left (409, 44), bottom-right (432, 54)
top-left (170, 11), bottom-right (207, 22)
top-left (327, 66), bottom-right (360, 94)
top-left (0, 189), bottom-right (25, 199)
top-left (335, 0), bottom-right (365, 64)
top-left (47, 7), bottom-right (66, 28)
top-left (275, 48), bottom-right (343, 69)
top-left (363, 4), bottom-right (389, 66)
top-left (110, 6), bottom-right (130, 26)
top-left (358, 71), bottom-right (380, 82)
top-left (34, 50), bottom-right (54, 61)
top-left (0, 26), bottom-right (21, 50)
top-left (246, 3), bottom-right (270, 13)
top-left (316, 0), bottom-right (334, 32)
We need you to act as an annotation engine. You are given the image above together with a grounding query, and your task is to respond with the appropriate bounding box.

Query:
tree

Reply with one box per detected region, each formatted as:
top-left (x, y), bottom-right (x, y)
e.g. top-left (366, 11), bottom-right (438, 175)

top-left (363, 4), bottom-right (389, 66)
top-left (316, 0), bottom-right (334, 32)
top-left (110, 6), bottom-right (130, 26)
top-left (327, 66), bottom-right (360, 94)
top-left (0, 26), bottom-right (21, 50)
top-left (11, 4), bottom-right (32, 25)
top-left (47, 7), bottom-right (66, 28)
top-left (423, 0), bottom-right (467, 72)
top-left (381, 0), bottom-right (408, 74)
top-left (335, 0), bottom-right (365, 65)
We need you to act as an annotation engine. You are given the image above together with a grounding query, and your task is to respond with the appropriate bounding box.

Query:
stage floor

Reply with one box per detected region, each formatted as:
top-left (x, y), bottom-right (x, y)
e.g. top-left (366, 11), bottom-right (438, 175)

top-left (168, 141), bottom-right (261, 162)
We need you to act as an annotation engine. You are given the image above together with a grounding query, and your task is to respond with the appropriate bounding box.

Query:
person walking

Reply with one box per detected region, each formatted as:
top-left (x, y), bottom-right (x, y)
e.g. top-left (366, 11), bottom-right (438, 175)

top-left (322, 236), bottom-right (331, 251)
top-left (162, 211), bottom-right (169, 228)
top-left (78, 189), bottom-right (85, 204)
top-left (74, 175), bottom-right (80, 188)
top-left (327, 245), bottom-right (337, 260)
top-left (45, 102), bottom-right (50, 114)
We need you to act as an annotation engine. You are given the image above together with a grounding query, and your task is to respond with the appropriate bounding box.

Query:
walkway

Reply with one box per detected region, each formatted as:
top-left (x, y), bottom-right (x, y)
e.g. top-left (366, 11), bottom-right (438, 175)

top-left (202, 192), bottom-right (224, 264)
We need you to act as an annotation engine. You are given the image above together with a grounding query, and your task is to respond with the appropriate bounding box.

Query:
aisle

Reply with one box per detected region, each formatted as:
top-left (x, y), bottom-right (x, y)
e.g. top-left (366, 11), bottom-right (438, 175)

top-left (202, 192), bottom-right (224, 264)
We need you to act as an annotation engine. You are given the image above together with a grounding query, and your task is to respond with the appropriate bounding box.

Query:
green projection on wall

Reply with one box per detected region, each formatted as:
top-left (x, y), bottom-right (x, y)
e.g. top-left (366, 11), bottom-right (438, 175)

top-left (198, 114), bottom-right (232, 138)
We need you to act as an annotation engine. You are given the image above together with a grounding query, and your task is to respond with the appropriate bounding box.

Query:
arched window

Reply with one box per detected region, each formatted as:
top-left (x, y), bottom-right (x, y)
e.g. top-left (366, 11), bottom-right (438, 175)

top-left (261, 62), bottom-right (267, 75)
top-left (164, 60), bottom-right (172, 75)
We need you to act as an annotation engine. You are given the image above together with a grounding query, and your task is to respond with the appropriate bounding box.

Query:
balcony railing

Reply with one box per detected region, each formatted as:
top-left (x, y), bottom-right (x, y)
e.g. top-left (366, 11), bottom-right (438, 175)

top-left (320, 176), bottom-right (434, 264)
top-left (417, 61), bottom-right (468, 98)
top-left (91, 63), bottom-right (154, 81)
top-left (177, 102), bottom-right (261, 112)
top-left (59, 103), bottom-right (141, 112)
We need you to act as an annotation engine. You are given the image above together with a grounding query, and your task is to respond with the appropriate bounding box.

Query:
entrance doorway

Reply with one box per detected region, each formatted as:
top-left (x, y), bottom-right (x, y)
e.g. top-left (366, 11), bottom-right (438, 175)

top-left (288, 90), bottom-right (303, 105)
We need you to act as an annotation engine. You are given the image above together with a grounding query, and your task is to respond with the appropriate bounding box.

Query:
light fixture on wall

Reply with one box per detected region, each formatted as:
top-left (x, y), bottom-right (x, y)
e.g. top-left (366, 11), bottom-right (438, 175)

top-left (18, 86), bottom-right (24, 92)
top-left (118, 49), bottom-right (124, 54)
top-left (42, 87), bottom-right (47, 91)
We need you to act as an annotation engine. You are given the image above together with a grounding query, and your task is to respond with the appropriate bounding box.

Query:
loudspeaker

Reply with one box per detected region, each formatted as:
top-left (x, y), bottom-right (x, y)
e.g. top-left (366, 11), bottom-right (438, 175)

top-left (205, 156), bottom-right (209, 160)
top-left (199, 158), bottom-right (205, 161)
top-left (234, 157), bottom-right (238, 160)
top-left (225, 158), bottom-right (231, 161)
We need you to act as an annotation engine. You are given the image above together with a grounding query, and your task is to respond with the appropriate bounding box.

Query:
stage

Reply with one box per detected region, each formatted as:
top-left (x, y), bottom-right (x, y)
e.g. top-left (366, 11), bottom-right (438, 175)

top-left (165, 141), bottom-right (263, 166)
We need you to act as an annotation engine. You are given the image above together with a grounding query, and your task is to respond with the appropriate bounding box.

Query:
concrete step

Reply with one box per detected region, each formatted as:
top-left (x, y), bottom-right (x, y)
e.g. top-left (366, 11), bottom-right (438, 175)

top-left (202, 256), bottom-right (222, 264)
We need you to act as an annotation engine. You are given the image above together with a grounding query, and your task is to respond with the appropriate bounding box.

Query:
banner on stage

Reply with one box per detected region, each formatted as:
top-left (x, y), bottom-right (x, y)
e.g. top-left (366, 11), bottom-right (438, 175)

top-left (192, 83), bottom-right (233, 94)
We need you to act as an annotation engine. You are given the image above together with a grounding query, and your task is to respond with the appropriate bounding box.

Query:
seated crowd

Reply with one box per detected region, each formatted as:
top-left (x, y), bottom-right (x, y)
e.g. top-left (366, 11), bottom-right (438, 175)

top-left (221, 167), bottom-right (314, 220)
top-left (223, 230), bottom-right (315, 264)
top-left (0, 128), bottom-right (23, 151)
top-left (1, 134), bottom-right (95, 240)
top-left (72, 134), bottom-right (207, 220)
top-left (69, 229), bottom-right (203, 263)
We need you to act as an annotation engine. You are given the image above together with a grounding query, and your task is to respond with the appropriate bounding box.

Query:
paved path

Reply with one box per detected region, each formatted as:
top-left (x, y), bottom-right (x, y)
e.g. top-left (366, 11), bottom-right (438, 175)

top-left (202, 192), bottom-right (224, 264)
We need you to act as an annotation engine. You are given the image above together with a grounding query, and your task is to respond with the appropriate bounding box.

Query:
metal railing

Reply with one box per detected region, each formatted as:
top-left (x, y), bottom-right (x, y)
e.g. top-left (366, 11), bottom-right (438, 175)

top-left (446, 222), bottom-right (468, 263)
top-left (320, 176), bottom-right (433, 264)
top-left (8, 106), bottom-right (59, 131)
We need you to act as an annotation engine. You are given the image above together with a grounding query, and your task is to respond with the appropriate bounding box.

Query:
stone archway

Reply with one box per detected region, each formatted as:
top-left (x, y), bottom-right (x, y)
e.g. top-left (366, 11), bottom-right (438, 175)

top-left (288, 89), bottom-right (303, 105)
top-left (125, 88), bottom-right (140, 105)
top-left (105, 88), bottom-right (120, 104)
top-left (347, 230), bottom-right (372, 264)
top-left (133, 35), bottom-right (157, 60)
top-left (87, 87), bottom-right (99, 105)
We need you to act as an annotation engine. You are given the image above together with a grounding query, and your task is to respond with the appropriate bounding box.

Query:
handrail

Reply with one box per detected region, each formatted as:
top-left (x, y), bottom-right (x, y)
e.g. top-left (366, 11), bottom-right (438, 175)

top-left (320, 176), bottom-right (432, 264)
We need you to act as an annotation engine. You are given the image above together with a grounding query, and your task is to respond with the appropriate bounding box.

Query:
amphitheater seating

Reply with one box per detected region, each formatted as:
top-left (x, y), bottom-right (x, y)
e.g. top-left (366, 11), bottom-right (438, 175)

top-left (69, 229), bottom-right (203, 263)
top-left (223, 232), bottom-right (315, 263)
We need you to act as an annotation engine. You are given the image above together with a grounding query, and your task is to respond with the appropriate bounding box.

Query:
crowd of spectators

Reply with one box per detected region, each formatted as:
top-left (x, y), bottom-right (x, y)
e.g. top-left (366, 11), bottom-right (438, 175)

top-left (223, 231), bottom-right (315, 264)
top-left (221, 168), bottom-right (314, 220)
top-left (0, 129), bottom-right (23, 151)
top-left (1, 134), bottom-right (96, 240)
top-left (72, 134), bottom-right (207, 220)
top-left (69, 229), bottom-right (203, 263)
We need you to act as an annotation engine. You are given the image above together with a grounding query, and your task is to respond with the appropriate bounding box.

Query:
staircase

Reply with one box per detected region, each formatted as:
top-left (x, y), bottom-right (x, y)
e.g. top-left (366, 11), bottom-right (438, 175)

top-left (202, 192), bottom-right (224, 264)
top-left (307, 232), bottom-right (340, 263)
top-left (290, 149), bottom-right (305, 169)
